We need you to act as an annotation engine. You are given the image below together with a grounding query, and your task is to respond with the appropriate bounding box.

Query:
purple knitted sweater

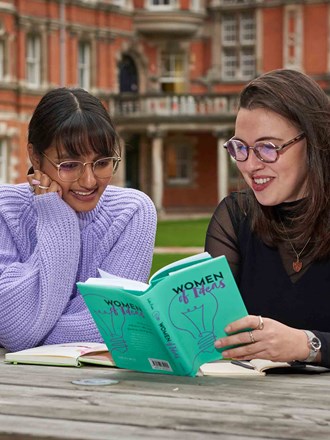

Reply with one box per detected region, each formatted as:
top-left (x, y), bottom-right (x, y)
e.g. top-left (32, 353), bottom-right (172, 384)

top-left (0, 183), bottom-right (157, 351)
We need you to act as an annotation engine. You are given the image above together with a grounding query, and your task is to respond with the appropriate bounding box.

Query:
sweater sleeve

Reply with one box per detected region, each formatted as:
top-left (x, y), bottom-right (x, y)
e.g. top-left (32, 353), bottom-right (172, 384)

top-left (42, 294), bottom-right (103, 345)
top-left (0, 193), bottom-right (81, 351)
top-left (41, 190), bottom-right (157, 344)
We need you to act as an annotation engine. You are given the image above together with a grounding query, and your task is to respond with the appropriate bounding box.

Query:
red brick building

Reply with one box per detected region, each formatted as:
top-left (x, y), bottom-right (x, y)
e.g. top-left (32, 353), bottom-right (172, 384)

top-left (1, 0), bottom-right (329, 213)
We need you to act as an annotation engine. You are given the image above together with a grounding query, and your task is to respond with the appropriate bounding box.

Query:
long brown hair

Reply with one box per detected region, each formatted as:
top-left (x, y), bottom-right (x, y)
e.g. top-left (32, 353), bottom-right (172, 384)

top-left (237, 69), bottom-right (330, 260)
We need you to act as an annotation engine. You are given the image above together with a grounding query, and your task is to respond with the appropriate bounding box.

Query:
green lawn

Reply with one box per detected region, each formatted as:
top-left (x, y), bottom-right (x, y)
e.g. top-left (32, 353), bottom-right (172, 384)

top-left (155, 217), bottom-right (210, 247)
top-left (150, 253), bottom-right (193, 277)
top-left (150, 217), bottom-right (211, 276)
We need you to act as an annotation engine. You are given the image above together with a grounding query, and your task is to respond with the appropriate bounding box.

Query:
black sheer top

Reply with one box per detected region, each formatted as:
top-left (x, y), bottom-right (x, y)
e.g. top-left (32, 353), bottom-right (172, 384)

top-left (205, 192), bottom-right (330, 367)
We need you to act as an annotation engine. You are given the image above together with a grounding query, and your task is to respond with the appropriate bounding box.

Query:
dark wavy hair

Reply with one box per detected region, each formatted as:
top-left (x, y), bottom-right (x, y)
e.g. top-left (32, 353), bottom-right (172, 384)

top-left (237, 69), bottom-right (330, 260)
top-left (28, 87), bottom-right (120, 168)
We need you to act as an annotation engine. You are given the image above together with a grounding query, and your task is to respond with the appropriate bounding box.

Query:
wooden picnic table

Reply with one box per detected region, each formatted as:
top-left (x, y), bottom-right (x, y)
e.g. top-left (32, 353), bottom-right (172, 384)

top-left (1, 347), bottom-right (330, 439)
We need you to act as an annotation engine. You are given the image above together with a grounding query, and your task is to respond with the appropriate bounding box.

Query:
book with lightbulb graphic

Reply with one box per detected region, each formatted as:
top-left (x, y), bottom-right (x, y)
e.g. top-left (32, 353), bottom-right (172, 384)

top-left (77, 252), bottom-right (249, 376)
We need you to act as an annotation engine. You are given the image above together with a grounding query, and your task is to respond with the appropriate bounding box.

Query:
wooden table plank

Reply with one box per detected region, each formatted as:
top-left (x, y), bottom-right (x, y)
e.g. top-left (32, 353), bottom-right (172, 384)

top-left (1, 353), bottom-right (330, 439)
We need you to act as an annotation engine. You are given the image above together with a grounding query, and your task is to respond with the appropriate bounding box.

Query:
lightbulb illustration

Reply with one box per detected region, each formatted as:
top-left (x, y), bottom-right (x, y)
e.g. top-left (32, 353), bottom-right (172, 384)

top-left (169, 290), bottom-right (218, 354)
top-left (87, 294), bottom-right (128, 354)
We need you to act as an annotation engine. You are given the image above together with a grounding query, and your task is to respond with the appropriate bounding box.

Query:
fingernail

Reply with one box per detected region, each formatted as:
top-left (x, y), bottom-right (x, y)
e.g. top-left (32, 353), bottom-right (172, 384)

top-left (222, 351), bottom-right (228, 357)
top-left (214, 340), bottom-right (222, 348)
top-left (32, 179), bottom-right (40, 185)
top-left (225, 325), bottom-right (231, 333)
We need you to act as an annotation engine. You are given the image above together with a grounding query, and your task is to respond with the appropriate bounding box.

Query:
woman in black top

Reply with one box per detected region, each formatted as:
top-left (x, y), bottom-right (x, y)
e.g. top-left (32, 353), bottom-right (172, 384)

top-left (205, 69), bottom-right (330, 366)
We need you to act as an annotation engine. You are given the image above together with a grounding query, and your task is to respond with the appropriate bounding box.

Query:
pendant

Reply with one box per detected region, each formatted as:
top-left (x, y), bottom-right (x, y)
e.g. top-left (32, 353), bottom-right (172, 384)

top-left (293, 259), bottom-right (303, 273)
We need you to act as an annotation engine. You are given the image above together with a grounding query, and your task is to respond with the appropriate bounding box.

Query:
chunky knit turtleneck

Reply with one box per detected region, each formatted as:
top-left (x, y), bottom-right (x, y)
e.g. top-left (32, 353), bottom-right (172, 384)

top-left (0, 183), bottom-right (157, 351)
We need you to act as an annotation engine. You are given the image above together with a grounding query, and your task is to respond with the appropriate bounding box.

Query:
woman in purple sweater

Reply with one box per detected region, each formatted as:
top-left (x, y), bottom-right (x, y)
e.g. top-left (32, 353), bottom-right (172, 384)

top-left (0, 88), bottom-right (157, 351)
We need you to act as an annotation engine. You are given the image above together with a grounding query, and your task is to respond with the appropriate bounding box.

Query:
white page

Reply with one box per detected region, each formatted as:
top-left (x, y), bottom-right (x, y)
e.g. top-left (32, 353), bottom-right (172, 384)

top-left (91, 270), bottom-right (149, 291)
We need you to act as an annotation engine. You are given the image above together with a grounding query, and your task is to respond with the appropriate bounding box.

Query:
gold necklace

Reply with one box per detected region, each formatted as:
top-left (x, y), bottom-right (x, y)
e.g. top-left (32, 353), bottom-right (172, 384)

top-left (280, 220), bottom-right (311, 273)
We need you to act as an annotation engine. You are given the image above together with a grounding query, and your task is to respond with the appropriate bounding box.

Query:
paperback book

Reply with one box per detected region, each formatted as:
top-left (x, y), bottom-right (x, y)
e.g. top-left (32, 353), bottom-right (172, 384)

top-left (77, 252), bottom-right (248, 377)
top-left (199, 359), bottom-right (330, 376)
top-left (5, 342), bottom-right (114, 367)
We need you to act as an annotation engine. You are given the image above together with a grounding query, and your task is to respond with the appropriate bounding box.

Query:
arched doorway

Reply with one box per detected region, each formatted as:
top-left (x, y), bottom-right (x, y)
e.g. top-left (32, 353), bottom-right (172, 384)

top-left (118, 55), bottom-right (138, 93)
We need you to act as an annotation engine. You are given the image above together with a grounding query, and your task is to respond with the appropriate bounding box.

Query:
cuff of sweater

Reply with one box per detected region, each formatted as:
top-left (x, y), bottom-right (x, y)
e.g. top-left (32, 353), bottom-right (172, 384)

top-left (34, 193), bottom-right (78, 228)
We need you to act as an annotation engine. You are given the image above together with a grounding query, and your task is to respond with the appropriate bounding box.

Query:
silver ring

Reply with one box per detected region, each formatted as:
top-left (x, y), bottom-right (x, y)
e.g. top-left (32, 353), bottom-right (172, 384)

top-left (38, 185), bottom-right (50, 190)
top-left (249, 331), bottom-right (255, 344)
top-left (257, 315), bottom-right (264, 331)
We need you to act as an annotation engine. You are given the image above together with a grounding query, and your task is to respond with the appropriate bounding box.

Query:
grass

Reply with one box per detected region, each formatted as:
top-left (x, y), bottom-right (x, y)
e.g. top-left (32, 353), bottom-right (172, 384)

top-left (150, 253), bottom-right (193, 277)
top-left (150, 217), bottom-right (211, 276)
top-left (155, 218), bottom-right (210, 247)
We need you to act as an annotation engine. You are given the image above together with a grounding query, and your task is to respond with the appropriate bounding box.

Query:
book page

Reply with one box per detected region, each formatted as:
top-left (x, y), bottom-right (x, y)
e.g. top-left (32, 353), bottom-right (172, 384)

top-left (87, 270), bottom-right (150, 292)
top-left (80, 350), bottom-right (115, 367)
top-left (199, 360), bottom-right (265, 376)
top-left (5, 342), bottom-right (108, 365)
top-left (250, 359), bottom-right (290, 372)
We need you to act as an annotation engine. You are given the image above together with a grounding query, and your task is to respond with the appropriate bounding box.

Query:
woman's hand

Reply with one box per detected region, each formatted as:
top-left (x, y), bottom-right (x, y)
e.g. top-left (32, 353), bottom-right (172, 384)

top-left (27, 170), bottom-right (63, 198)
top-left (214, 315), bottom-right (311, 363)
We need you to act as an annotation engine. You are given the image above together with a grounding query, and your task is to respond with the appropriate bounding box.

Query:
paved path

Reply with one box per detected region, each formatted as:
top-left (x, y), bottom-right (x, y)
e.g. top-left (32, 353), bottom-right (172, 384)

top-left (154, 246), bottom-right (204, 254)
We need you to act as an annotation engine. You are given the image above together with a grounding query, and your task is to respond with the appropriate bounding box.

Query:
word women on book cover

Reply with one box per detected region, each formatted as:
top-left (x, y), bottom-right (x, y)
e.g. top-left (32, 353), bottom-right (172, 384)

top-left (172, 270), bottom-right (225, 301)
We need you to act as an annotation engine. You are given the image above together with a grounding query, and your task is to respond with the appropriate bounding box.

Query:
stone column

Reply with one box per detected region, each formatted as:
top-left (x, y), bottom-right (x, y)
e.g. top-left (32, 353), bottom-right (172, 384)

top-left (215, 131), bottom-right (229, 202)
top-left (148, 128), bottom-right (164, 213)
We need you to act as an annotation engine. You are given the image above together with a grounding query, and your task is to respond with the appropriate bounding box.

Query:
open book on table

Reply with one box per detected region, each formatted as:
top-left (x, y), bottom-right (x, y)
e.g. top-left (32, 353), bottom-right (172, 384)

top-left (199, 359), bottom-right (330, 376)
top-left (5, 342), bottom-right (115, 367)
top-left (77, 252), bottom-right (248, 377)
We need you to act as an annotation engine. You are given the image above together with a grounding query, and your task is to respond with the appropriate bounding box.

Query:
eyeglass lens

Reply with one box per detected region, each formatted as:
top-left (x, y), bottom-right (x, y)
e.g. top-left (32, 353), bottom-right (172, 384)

top-left (58, 158), bottom-right (118, 181)
top-left (226, 140), bottom-right (278, 163)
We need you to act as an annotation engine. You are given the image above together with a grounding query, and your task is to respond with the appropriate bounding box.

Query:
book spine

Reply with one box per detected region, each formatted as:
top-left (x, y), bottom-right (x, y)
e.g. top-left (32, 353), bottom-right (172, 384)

top-left (145, 292), bottom-right (193, 376)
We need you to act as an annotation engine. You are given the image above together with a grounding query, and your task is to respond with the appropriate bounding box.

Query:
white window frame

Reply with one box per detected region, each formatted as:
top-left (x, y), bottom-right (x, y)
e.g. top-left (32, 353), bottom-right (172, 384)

top-left (147, 0), bottom-right (177, 11)
top-left (112, 0), bottom-right (126, 7)
top-left (166, 143), bottom-right (193, 185)
top-left (190, 0), bottom-right (201, 12)
top-left (26, 35), bottom-right (41, 87)
top-left (0, 139), bottom-right (8, 183)
top-left (223, 14), bottom-right (237, 46)
top-left (160, 52), bottom-right (185, 92)
top-left (284, 5), bottom-right (303, 70)
top-left (221, 11), bottom-right (256, 80)
top-left (78, 41), bottom-right (91, 90)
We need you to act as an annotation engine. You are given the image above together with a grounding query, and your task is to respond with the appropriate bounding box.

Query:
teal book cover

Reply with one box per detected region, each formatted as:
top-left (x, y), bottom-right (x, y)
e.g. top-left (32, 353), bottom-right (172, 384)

top-left (77, 254), bottom-right (248, 376)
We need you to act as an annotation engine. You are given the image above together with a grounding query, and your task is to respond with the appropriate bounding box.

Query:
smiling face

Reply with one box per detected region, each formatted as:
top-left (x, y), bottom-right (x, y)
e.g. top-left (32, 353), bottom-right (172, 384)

top-left (234, 107), bottom-right (309, 206)
top-left (39, 146), bottom-right (113, 212)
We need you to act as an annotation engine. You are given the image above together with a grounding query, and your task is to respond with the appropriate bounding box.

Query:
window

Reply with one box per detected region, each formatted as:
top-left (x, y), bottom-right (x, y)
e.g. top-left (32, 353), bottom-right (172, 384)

top-left (222, 11), bottom-right (256, 80)
top-left (78, 42), bottom-right (91, 89)
top-left (112, 0), bottom-right (126, 6)
top-left (190, 0), bottom-right (201, 11)
top-left (284, 7), bottom-right (302, 69)
top-left (147, 0), bottom-right (176, 10)
top-left (26, 35), bottom-right (41, 87)
top-left (160, 52), bottom-right (185, 93)
top-left (0, 139), bottom-right (8, 183)
top-left (221, 0), bottom-right (254, 4)
top-left (165, 143), bottom-right (192, 185)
